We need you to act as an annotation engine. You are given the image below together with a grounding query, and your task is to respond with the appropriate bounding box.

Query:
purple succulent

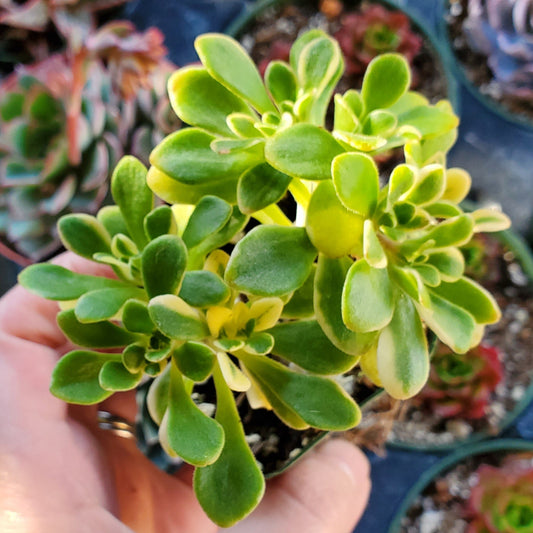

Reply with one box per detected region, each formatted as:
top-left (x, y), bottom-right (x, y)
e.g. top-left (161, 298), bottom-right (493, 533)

top-left (464, 0), bottom-right (533, 97)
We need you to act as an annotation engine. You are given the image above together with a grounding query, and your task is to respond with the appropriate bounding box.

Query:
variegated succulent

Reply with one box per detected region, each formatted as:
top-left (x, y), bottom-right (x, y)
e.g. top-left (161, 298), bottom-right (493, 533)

top-left (464, 0), bottom-right (533, 98)
top-left (0, 55), bottom-right (122, 262)
top-left (20, 31), bottom-right (511, 527)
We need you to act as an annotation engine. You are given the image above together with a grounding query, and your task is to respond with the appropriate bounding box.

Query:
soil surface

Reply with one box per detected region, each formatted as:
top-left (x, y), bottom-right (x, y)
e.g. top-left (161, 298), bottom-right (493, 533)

top-left (389, 236), bottom-right (533, 449)
top-left (445, 0), bottom-right (533, 125)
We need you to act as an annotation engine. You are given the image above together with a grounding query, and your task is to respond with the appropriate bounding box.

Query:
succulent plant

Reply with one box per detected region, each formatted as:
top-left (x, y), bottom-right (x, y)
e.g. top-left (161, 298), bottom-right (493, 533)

top-left (464, 0), bottom-right (533, 97)
top-left (0, 55), bottom-right (122, 262)
top-left (465, 453), bottom-right (533, 532)
top-left (19, 31), bottom-right (511, 526)
top-left (334, 3), bottom-right (423, 76)
top-left (416, 342), bottom-right (503, 419)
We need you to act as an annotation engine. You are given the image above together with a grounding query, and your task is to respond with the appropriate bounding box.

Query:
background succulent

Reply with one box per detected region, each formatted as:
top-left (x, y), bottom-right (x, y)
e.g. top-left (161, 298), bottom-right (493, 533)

top-left (465, 453), bottom-right (533, 532)
top-left (464, 0), bottom-right (533, 97)
top-left (416, 342), bottom-right (503, 419)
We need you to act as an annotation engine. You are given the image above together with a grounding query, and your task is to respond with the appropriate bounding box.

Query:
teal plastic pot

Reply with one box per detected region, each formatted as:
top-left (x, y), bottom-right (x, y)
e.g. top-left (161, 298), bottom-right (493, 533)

top-left (388, 438), bottom-right (533, 533)
top-left (387, 226), bottom-right (533, 453)
top-left (226, 0), bottom-right (459, 111)
top-left (437, 0), bottom-right (533, 132)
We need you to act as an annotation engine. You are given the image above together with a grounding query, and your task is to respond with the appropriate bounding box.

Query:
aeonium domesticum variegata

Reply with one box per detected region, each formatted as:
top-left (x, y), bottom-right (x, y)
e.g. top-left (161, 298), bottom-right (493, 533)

top-left (19, 30), bottom-right (511, 527)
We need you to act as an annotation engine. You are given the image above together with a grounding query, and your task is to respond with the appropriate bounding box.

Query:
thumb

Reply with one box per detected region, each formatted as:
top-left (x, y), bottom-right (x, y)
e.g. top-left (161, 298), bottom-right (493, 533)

top-left (227, 437), bottom-right (371, 533)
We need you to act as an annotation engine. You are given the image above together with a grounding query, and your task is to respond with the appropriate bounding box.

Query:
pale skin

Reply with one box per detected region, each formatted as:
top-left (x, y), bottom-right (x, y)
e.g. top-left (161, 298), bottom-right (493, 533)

top-left (0, 253), bottom-right (371, 533)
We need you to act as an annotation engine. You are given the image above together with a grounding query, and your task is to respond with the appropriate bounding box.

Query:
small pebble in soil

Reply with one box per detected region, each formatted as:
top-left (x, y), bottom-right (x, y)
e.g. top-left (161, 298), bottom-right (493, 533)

top-left (419, 510), bottom-right (444, 533)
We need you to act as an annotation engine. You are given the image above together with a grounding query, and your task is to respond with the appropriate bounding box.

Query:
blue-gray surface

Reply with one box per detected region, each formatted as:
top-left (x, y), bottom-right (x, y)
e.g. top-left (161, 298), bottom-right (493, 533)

top-left (0, 2), bottom-right (531, 532)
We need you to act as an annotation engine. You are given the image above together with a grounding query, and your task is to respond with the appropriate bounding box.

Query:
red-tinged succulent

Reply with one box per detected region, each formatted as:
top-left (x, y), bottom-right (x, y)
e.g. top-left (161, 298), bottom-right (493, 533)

top-left (258, 39), bottom-right (292, 77)
top-left (465, 453), bottom-right (533, 532)
top-left (334, 3), bottom-right (422, 75)
top-left (86, 22), bottom-right (167, 99)
top-left (417, 342), bottom-right (503, 420)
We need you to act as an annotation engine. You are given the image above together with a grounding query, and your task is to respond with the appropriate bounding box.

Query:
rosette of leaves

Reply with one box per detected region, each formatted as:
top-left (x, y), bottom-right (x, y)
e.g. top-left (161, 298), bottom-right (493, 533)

top-left (464, 453), bottom-right (533, 532)
top-left (149, 31), bottom-right (459, 220)
top-left (0, 55), bottom-right (122, 262)
top-left (334, 2), bottom-right (423, 75)
top-left (19, 156), bottom-right (362, 527)
top-left (464, 0), bottom-right (533, 98)
top-left (416, 342), bottom-right (503, 419)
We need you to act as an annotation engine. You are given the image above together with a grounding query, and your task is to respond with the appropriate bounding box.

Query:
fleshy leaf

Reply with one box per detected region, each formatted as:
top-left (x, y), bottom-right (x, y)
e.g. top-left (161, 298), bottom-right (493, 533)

top-left (144, 206), bottom-right (176, 241)
top-left (387, 164), bottom-right (416, 206)
top-left (179, 271), bottom-right (230, 308)
top-left (237, 163), bottom-right (292, 214)
top-left (97, 206), bottom-right (129, 238)
top-left (441, 167), bottom-right (471, 202)
top-left (142, 235), bottom-right (187, 298)
top-left (217, 351), bottom-right (250, 392)
top-left (361, 54), bottom-right (410, 112)
top-left (265, 60), bottom-right (297, 106)
top-left (265, 124), bottom-right (344, 180)
top-left (19, 264), bottom-right (128, 301)
top-left (163, 362), bottom-right (224, 466)
top-left (75, 287), bottom-right (145, 323)
top-left (99, 361), bottom-right (143, 391)
top-left (168, 66), bottom-right (253, 136)
top-left (363, 220), bottom-right (387, 268)
top-left (147, 365), bottom-right (171, 425)
top-left (376, 292), bottom-right (429, 399)
top-left (403, 165), bottom-right (445, 206)
top-left (268, 320), bottom-right (359, 374)
top-left (148, 295), bottom-right (209, 340)
top-left (244, 332), bottom-right (274, 355)
top-left (332, 153), bottom-right (379, 218)
top-left (282, 265), bottom-right (315, 318)
top-left (397, 106), bottom-right (459, 138)
top-left (58, 309), bottom-right (140, 348)
top-left (226, 225), bottom-right (316, 296)
top-left (425, 249), bottom-right (465, 282)
top-left (58, 214), bottom-right (111, 259)
top-left (122, 343), bottom-right (146, 373)
top-left (315, 255), bottom-right (378, 355)
top-left (195, 33), bottom-right (275, 114)
top-left (306, 180), bottom-right (364, 258)
top-left (111, 156), bottom-right (153, 250)
top-left (241, 353), bottom-right (361, 430)
top-left (50, 350), bottom-right (120, 404)
top-left (122, 299), bottom-right (154, 334)
top-left (173, 341), bottom-right (216, 382)
top-left (471, 208), bottom-right (511, 233)
top-left (193, 365), bottom-right (265, 527)
top-left (342, 259), bottom-right (394, 333)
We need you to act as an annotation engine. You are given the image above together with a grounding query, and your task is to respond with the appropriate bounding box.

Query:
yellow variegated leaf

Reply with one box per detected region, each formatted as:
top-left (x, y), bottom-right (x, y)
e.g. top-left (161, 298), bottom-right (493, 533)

top-left (471, 208), bottom-right (511, 233)
top-left (441, 168), bottom-right (471, 203)
top-left (217, 352), bottom-right (250, 392)
top-left (204, 250), bottom-right (231, 277)
top-left (242, 366), bottom-right (272, 410)
top-left (359, 344), bottom-right (382, 387)
top-left (206, 306), bottom-right (232, 337)
top-left (171, 204), bottom-right (195, 237)
top-left (249, 298), bottom-right (284, 331)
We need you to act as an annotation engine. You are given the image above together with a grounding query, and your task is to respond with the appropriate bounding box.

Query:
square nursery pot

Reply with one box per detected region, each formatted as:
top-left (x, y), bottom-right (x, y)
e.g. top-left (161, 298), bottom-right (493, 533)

top-left (438, 0), bottom-right (533, 132)
top-left (388, 438), bottom-right (533, 532)
top-left (385, 224), bottom-right (533, 453)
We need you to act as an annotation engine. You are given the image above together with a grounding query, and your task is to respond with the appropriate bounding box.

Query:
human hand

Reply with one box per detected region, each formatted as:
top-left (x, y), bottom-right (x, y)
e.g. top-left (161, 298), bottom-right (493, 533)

top-left (0, 253), bottom-right (371, 533)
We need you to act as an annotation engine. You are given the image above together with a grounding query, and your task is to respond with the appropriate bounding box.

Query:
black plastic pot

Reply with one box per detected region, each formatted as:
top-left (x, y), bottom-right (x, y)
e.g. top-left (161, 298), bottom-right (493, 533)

top-left (388, 438), bottom-right (533, 532)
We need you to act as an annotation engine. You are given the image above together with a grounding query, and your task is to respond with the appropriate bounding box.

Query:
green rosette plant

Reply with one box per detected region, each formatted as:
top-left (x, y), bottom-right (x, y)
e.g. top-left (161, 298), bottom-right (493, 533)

top-left (19, 30), bottom-right (512, 526)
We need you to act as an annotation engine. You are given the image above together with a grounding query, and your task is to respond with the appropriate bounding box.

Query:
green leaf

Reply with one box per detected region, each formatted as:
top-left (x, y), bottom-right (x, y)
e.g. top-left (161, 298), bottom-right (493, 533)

top-left (241, 354), bottom-right (361, 430)
top-left (99, 361), bottom-right (142, 391)
top-left (289, 29), bottom-right (326, 71)
top-left (19, 264), bottom-right (128, 301)
top-left (412, 264), bottom-right (440, 287)
top-left (225, 225), bottom-right (317, 296)
top-left (57, 309), bottom-right (140, 348)
top-left (361, 54), bottom-right (410, 112)
top-left (363, 110), bottom-right (397, 136)
top-left (111, 234), bottom-right (138, 260)
top-left (50, 350), bottom-right (119, 404)
top-left (182, 196), bottom-right (232, 249)
top-left (163, 362), bottom-right (224, 466)
top-left (227, 113), bottom-right (260, 138)
top-left (147, 366), bottom-right (170, 425)
top-left (265, 124), bottom-right (344, 180)
top-left (122, 299), bottom-right (154, 334)
top-left (75, 287), bottom-right (145, 323)
top-left (194, 364), bottom-right (265, 527)
top-left (332, 131), bottom-right (387, 152)
top-left (416, 291), bottom-right (477, 353)
top-left (282, 264), bottom-right (315, 318)
top-left (315, 255), bottom-right (378, 355)
top-left (142, 235), bottom-right (187, 298)
top-left (430, 277), bottom-right (501, 324)
top-left (144, 206), bottom-right (176, 241)
top-left (148, 295), bottom-right (209, 341)
top-left (376, 292), bottom-right (429, 399)
top-left (404, 165), bottom-right (445, 206)
top-left (363, 220), bottom-right (387, 268)
top-left (150, 128), bottom-right (261, 186)
top-left (334, 93), bottom-right (360, 132)
top-left (97, 206), bottom-right (129, 238)
top-left (111, 156), bottom-right (153, 250)
top-left (179, 271), bottom-right (230, 307)
top-left (195, 33), bottom-right (275, 114)
top-left (387, 164), bottom-right (416, 206)
top-left (122, 343), bottom-right (146, 373)
top-left (168, 66), bottom-right (253, 136)
top-left (173, 341), bottom-right (216, 382)
top-left (265, 60), bottom-right (297, 106)
top-left (425, 249), bottom-right (465, 282)
top-left (342, 258), bottom-right (394, 333)
top-left (268, 320), bottom-right (358, 374)
top-left (397, 106), bottom-right (459, 138)
top-left (471, 208), bottom-right (511, 233)
top-left (332, 153), bottom-right (379, 218)
top-left (244, 332), bottom-right (274, 355)
top-left (58, 214), bottom-right (111, 259)
top-left (298, 34), bottom-right (340, 93)
top-left (306, 180), bottom-right (364, 258)
top-left (237, 163), bottom-right (292, 214)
